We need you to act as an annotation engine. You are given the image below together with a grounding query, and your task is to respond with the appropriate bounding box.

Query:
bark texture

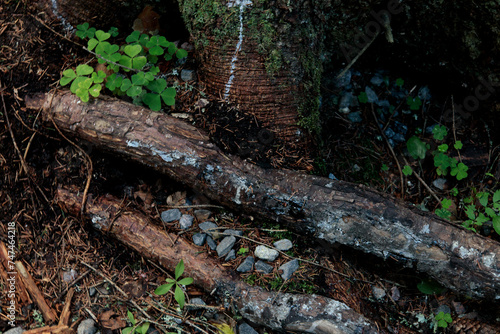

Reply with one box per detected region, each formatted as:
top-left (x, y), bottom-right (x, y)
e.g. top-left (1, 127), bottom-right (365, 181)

top-left (55, 187), bottom-right (376, 333)
top-left (27, 91), bottom-right (500, 300)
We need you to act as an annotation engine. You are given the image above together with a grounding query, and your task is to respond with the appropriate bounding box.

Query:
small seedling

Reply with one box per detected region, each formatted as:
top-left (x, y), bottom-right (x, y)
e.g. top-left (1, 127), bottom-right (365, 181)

top-left (122, 310), bottom-right (150, 334)
top-left (155, 260), bottom-right (193, 309)
top-left (432, 311), bottom-right (453, 331)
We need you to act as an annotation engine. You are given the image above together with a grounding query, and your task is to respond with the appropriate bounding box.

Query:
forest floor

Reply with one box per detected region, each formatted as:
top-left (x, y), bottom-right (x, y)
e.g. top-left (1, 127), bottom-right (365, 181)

top-left (1, 1), bottom-right (500, 334)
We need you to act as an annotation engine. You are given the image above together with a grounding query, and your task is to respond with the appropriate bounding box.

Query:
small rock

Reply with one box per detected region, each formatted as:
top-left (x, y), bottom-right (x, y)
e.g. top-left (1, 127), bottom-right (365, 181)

top-left (179, 214), bottom-right (194, 230)
top-left (365, 85), bottom-right (378, 103)
top-left (206, 235), bottom-right (217, 250)
top-left (273, 239), bottom-right (293, 251)
top-left (192, 233), bottom-right (207, 246)
top-left (198, 221), bottom-right (218, 232)
top-left (279, 259), bottom-right (299, 280)
top-left (188, 297), bottom-right (206, 309)
top-left (77, 319), bottom-right (97, 334)
top-left (4, 327), bottom-right (24, 334)
top-left (452, 301), bottom-right (466, 315)
top-left (216, 236), bottom-right (236, 257)
top-left (225, 249), bottom-right (236, 261)
top-left (194, 209), bottom-right (212, 221)
top-left (238, 322), bottom-right (258, 334)
top-left (372, 286), bottom-right (386, 300)
top-left (347, 111), bottom-right (362, 123)
top-left (88, 286), bottom-right (97, 297)
top-left (390, 286), bottom-right (400, 301)
top-left (236, 256), bottom-right (254, 273)
top-left (181, 69), bottom-right (196, 82)
top-left (254, 245), bottom-right (279, 261)
top-left (435, 304), bottom-right (451, 316)
top-left (62, 269), bottom-right (78, 283)
top-left (432, 178), bottom-right (448, 190)
top-left (223, 229), bottom-right (243, 237)
top-left (255, 260), bottom-right (273, 274)
top-left (161, 209), bottom-right (181, 223)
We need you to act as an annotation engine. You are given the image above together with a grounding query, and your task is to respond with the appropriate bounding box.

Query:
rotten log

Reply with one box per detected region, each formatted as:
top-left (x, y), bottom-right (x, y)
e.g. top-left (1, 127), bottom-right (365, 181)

top-left (56, 187), bottom-right (376, 333)
top-left (26, 91), bottom-right (500, 300)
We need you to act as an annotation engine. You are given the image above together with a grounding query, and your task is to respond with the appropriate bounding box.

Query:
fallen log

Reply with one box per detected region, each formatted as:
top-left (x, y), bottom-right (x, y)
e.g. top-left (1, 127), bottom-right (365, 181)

top-left (26, 91), bottom-right (500, 300)
top-left (55, 187), bottom-right (377, 333)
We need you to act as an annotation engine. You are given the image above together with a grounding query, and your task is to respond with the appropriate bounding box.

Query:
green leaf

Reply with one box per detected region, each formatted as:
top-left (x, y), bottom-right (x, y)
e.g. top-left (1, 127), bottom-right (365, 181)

top-left (454, 140), bottom-right (463, 150)
top-left (76, 64), bottom-right (94, 76)
top-left (120, 78), bottom-right (132, 92)
top-left (443, 313), bottom-right (452, 323)
top-left (70, 77), bottom-right (87, 94)
top-left (106, 74), bottom-right (123, 91)
top-left (147, 79), bottom-right (167, 93)
top-left (441, 198), bottom-right (452, 209)
top-left (407, 136), bottom-right (427, 160)
top-left (76, 23), bottom-right (96, 39)
top-left (126, 31), bottom-right (141, 44)
top-left (485, 207), bottom-right (496, 217)
top-left (402, 165), bottom-right (413, 176)
top-left (176, 48), bottom-right (188, 59)
top-left (492, 216), bottom-right (500, 235)
top-left (124, 44), bottom-right (143, 58)
top-left (407, 96), bottom-right (422, 110)
top-left (154, 283), bottom-right (174, 295)
top-left (451, 162), bottom-right (468, 180)
top-left (177, 277), bottom-right (193, 286)
top-left (493, 190), bottom-right (500, 203)
top-left (95, 30), bottom-right (111, 42)
top-left (174, 285), bottom-right (185, 309)
top-left (417, 279), bottom-right (445, 295)
top-left (434, 153), bottom-right (451, 175)
top-left (91, 70), bottom-right (106, 84)
top-left (131, 72), bottom-right (148, 86)
top-left (395, 78), bottom-right (404, 87)
top-left (381, 164), bottom-right (389, 172)
top-left (432, 125), bottom-right (447, 140)
top-left (76, 88), bottom-right (90, 102)
top-left (132, 56), bottom-right (147, 70)
top-left (477, 192), bottom-right (489, 207)
top-left (437, 144), bottom-right (448, 153)
top-left (78, 77), bottom-right (93, 90)
top-left (122, 327), bottom-right (132, 334)
top-left (119, 55), bottom-right (132, 70)
top-left (465, 205), bottom-right (476, 220)
top-left (127, 310), bottom-right (135, 325)
top-left (88, 38), bottom-right (99, 51)
top-left (474, 212), bottom-right (488, 226)
top-left (435, 208), bottom-right (451, 219)
top-left (358, 91), bottom-right (368, 104)
top-left (89, 84), bottom-right (102, 97)
top-left (149, 46), bottom-right (164, 56)
top-left (126, 85), bottom-right (142, 97)
top-left (143, 93), bottom-right (161, 111)
top-left (108, 26), bottom-right (119, 37)
top-left (175, 260), bottom-right (185, 280)
top-left (437, 319), bottom-right (448, 328)
top-left (138, 323), bottom-right (150, 334)
top-left (450, 187), bottom-right (458, 196)
top-left (60, 69), bottom-right (76, 86)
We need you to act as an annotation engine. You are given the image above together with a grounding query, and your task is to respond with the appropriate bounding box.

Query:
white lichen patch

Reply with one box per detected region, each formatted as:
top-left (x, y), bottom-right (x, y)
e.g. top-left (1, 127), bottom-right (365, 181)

top-left (481, 253), bottom-right (496, 269)
top-left (126, 140), bottom-right (199, 167)
top-left (420, 224), bottom-right (430, 234)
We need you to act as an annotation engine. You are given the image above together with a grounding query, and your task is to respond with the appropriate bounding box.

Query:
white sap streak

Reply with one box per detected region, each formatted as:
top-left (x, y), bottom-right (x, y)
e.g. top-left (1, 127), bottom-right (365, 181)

top-left (224, 0), bottom-right (252, 100)
top-left (50, 0), bottom-right (74, 32)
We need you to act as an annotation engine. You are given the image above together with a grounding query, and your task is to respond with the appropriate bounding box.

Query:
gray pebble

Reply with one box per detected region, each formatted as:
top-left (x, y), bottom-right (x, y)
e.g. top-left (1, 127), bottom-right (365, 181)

top-left (216, 236), bottom-right (236, 257)
top-left (223, 229), bottom-right (243, 236)
top-left (194, 209), bottom-right (212, 221)
top-left (238, 322), bottom-right (258, 334)
top-left (236, 256), bottom-right (254, 273)
top-left (273, 239), bottom-right (293, 251)
top-left (88, 286), bottom-right (97, 297)
top-left (254, 245), bottom-right (279, 261)
top-left (192, 233), bottom-right (207, 246)
top-left (179, 214), bottom-right (194, 229)
top-left (206, 235), bottom-right (217, 250)
top-left (161, 209), bottom-right (181, 223)
top-left (188, 297), bottom-right (206, 309)
top-left (198, 221), bottom-right (218, 232)
top-left (225, 249), bottom-right (236, 261)
top-left (279, 259), bottom-right (299, 280)
top-left (77, 319), bottom-right (98, 334)
top-left (255, 260), bottom-right (273, 274)
top-left (181, 69), bottom-right (196, 82)
top-left (4, 327), bottom-right (24, 334)
top-left (372, 286), bottom-right (386, 300)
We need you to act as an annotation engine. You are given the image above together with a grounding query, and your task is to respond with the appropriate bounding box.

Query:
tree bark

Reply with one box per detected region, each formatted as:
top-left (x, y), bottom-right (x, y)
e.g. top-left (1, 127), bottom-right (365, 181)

top-left (55, 187), bottom-right (377, 333)
top-left (26, 91), bottom-right (500, 301)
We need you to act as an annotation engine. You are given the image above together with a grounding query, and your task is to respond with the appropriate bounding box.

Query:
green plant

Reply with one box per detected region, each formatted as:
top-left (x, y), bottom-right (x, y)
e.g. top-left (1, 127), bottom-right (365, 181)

top-left (237, 247), bottom-right (249, 255)
top-left (61, 23), bottom-right (187, 111)
top-left (123, 310), bottom-right (150, 334)
top-left (154, 260), bottom-right (194, 309)
top-left (461, 189), bottom-right (500, 234)
top-left (32, 309), bottom-right (45, 327)
top-left (432, 311), bottom-right (452, 331)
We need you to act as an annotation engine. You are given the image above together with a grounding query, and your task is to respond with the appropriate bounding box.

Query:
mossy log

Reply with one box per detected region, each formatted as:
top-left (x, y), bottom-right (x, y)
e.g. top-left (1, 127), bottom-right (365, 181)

top-left (26, 91), bottom-right (500, 301)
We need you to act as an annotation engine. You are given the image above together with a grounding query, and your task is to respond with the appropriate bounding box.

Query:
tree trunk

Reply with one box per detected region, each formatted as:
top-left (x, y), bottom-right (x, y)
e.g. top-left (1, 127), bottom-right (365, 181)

top-left (26, 91), bottom-right (500, 301)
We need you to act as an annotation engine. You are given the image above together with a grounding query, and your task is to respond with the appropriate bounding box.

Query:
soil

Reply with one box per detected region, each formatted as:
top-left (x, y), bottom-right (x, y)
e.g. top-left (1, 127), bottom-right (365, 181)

top-left (1, 1), bottom-right (500, 334)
